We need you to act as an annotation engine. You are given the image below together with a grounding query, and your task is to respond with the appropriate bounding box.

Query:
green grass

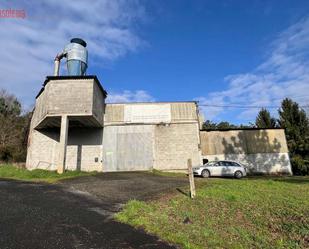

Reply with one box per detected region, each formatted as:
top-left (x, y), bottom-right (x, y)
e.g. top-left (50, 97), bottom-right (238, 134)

top-left (116, 177), bottom-right (309, 249)
top-left (0, 164), bottom-right (96, 183)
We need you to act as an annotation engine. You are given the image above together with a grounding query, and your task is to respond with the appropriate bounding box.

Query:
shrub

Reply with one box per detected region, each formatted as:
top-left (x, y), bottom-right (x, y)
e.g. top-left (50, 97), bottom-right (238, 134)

top-left (0, 145), bottom-right (26, 163)
top-left (291, 155), bottom-right (309, 175)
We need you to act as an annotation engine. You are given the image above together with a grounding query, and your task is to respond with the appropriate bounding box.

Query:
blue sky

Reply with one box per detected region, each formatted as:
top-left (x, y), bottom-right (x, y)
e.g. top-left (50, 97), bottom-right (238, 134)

top-left (1, 0), bottom-right (309, 124)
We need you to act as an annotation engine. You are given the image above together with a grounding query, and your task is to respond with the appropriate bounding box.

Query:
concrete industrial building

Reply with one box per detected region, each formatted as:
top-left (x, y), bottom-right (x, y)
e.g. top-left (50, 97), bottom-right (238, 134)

top-left (26, 75), bottom-right (292, 175)
top-left (26, 76), bottom-right (202, 172)
top-left (26, 38), bottom-right (292, 175)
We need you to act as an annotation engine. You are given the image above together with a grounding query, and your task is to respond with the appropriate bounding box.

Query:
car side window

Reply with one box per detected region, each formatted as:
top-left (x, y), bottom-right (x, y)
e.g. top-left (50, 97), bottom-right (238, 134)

top-left (222, 161), bottom-right (232, 166)
top-left (214, 162), bottom-right (220, 166)
top-left (231, 162), bottom-right (240, 167)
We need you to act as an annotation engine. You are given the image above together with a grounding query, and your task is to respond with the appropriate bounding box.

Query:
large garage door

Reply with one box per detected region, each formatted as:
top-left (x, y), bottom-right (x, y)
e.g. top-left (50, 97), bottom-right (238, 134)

top-left (103, 125), bottom-right (154, 172)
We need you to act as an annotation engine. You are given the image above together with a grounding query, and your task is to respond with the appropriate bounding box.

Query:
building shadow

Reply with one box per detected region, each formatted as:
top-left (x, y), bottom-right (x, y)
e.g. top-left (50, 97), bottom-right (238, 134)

top-left (215, 129), bottom-right (291, 175)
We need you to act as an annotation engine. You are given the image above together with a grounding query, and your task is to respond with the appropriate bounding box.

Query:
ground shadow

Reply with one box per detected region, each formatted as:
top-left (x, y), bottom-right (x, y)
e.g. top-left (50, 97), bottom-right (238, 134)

top-left (272, 176), bottom-right (309, 184)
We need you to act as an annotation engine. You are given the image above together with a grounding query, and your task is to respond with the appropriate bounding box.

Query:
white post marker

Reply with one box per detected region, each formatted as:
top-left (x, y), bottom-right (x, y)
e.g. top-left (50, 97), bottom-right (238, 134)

top-left (187, 159), bottom-right (196, 199)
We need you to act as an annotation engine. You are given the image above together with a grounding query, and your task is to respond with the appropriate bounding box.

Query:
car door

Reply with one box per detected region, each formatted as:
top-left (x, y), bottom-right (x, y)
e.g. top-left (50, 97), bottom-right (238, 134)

top-left (224, 161), bottom-right (235, 176)
top-left (219, 161), bottom-right (232, 176)
top-left (211, 161), bottom-right (224, 176)
top-left (230, 162), bottom-right (242, 175)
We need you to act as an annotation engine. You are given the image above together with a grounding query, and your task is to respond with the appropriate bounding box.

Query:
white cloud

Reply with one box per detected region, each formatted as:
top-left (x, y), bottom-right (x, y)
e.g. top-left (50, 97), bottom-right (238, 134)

top-left (0, 0), bottom-right (145, 107)
top-left (106, 90), bottom-right (155, 103)
top-left (196, 16), bottom-right (309, 123)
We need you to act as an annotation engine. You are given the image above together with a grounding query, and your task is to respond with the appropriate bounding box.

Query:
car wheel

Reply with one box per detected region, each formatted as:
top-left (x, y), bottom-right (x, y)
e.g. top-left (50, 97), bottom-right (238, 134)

top-left (234, 171), bottom-right (243, 179)
top-left (201, 169), bottom-right (210, 178)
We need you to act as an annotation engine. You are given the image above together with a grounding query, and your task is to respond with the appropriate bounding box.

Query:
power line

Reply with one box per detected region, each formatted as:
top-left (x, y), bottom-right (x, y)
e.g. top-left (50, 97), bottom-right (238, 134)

top-left (266, 94), bottom-right (309, 102)
top-left (199, 104), bottom-right (309, 109)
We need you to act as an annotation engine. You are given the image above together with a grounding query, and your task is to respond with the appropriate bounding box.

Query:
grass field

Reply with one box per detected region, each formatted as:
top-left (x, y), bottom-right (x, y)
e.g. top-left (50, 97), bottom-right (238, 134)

top-left (0, 164), bottom-right (95, 183)
top-left (116, 176), bottom-right (309, 249)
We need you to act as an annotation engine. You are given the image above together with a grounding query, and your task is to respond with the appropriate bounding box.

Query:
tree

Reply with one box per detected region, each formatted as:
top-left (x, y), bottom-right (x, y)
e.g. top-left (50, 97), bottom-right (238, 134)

top-left (203, 120), bottom-right (238, 130)
top-left (0, 89), bottom-right (30, 162)
top-left (216, 121), bottom-right (238, 130)
top-left (255, 108), bottom-right (277, 128)
top-left (202, 120), bottom-right (217, 130)
top-left (279, 98), bottom-right (309, 175)
top-left (0, 89), bottom-right (21, 116)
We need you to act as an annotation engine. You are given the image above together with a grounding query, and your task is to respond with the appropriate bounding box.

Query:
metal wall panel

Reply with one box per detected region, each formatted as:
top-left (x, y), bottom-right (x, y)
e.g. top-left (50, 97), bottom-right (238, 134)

top-left (124, 104), bottom-right (171, 123)
top-left (104, 104), bottom-right (124, 123)
top-left (104, 102), bottom-right (198, 124)
top-left (103, 125), bottom-right (154, 171)
top-left (171, 102), bottom-right (197, 121)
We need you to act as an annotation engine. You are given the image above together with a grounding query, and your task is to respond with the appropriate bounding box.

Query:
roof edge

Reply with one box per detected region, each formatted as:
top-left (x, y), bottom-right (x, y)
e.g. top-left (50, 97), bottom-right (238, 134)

top-left (36, 75), bottom-right (107, 99)
top-left (106, 101), bottom-right (198, 105)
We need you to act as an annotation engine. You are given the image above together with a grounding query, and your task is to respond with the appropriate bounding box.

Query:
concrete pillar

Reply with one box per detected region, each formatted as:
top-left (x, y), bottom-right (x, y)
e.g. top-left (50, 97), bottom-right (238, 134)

top-left (57, 115), bottom-right (69, 174)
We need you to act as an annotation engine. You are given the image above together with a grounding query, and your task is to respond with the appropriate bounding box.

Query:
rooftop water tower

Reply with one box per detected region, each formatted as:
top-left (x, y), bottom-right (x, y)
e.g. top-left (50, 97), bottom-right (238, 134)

top-left (54, 38), bottom-right (88, 76)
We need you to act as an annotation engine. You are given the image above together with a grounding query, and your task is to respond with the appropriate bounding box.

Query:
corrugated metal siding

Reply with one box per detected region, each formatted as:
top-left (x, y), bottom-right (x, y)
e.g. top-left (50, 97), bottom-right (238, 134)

top-left (124, 104), bottom-right (171, 123)
top-left (103, 125), bottom-right (154, 171)
top-left (171, 103), bottom-right (197, 121)
top-left (104, 104), bottom-right (124, 123)
top-left (200, 129), bottom-right (289, 155)
top-left (104, 102), bottom-right (198, 124)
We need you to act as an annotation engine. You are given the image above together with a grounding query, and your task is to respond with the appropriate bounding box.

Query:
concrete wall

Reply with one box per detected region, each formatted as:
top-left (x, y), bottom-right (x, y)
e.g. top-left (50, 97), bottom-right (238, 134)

top-left (92, 82), bottom-right (105, 125)
top-left (103, 102), bottom-right (201, 172)
top-left (45, 79), bottom-right (94, 116)
top-left (26, 76), bottom-right (106, 171)
top-left (154, 123), bottom-right (201, 170)
top-left (31, 89), bottom-right (49, 129)
top-left (26, 128), bottom-right (60, 170)
top-left (33, 78), bottom-right (105, 128)
top-left (200, 129), bottom-right (292, 174)
top-left (66, 127), bottom-right (103, 172)
top-left (26, 126), bottom-right (104, 172)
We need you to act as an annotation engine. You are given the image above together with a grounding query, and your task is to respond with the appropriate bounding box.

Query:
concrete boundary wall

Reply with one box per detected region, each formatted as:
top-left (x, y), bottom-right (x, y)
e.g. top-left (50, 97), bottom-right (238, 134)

top-left (200, 129), bottom-right (292, 174)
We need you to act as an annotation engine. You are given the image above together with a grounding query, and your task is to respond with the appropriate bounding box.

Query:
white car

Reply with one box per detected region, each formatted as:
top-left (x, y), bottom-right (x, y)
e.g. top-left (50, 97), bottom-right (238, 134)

top-left (193, 160), bottom-right (247, 179)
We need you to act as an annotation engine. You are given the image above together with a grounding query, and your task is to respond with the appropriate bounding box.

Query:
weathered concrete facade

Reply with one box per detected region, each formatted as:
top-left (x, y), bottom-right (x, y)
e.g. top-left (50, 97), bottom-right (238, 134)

top-left (27, 78), bottom-right (201, 172)
top-left (103, 102), bottom-right (201, 171)
top-left (26, 76), bottom-right (106, 172)
top-left (200, 129), bottom-right (292, 174)
top-left (27, 76), bottom-right (291, 174)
